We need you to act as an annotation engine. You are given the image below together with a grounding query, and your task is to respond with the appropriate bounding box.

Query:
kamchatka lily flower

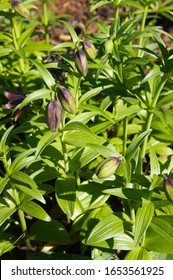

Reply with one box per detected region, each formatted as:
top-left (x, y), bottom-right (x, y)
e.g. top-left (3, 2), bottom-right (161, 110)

top-left (45, 99), bottom-right (62, 132)
top-left (3, 90), bottom-right (26, 122)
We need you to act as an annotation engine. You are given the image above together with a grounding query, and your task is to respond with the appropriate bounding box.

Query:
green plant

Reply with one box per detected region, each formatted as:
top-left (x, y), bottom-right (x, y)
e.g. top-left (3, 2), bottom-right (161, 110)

top-left (0, 0), bottom-right (173, 260)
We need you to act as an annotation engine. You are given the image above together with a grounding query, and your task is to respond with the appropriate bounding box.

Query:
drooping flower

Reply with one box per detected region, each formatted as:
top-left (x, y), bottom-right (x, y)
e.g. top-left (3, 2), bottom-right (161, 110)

top-left (45, 99), bottom-right (62, 132)
top-left (3, 91), bottom-right (25, 109)
top-left (11, 0), bottom-right (30, 18)
top-left (3, 90), bottom-right (26, 122)
top-left (74, 49), bottom-right (88, 77)
top-left (58, 87), bottom-right (76, 114)
top-left (83, 40), bottom-right (97, 60)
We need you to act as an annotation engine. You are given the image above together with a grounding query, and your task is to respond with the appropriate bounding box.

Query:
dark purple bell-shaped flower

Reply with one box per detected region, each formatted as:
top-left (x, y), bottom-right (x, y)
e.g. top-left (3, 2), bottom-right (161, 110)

top-left (45, 99), bottom-right (62, 132)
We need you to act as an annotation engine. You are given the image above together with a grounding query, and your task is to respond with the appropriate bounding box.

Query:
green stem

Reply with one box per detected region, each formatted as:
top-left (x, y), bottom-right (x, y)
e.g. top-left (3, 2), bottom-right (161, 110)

top-left (141, 76), bottom-right (167, 160)
top-left (10, 17), bottom-right (25, 74)
top-left (75, 76), bottom-right (82, 109)
top-left (42, 1), bottom-right (49, 46)
top-left (137, 6), bottom-right (148, 57)
top-left (60, 133), bottom-right (69, 174)
top-left (2, 155), bottom-right (32, 250)
top-left (131, 208), bottom-right (136, 234)
top-left (12, 189), bottom-right (32, 250)
top-left (114, 4), bottom-right (119, 22)
top-left (75, 170), bottom-right (81, 187)
top-left (122, 117), bottom-right (128, 156)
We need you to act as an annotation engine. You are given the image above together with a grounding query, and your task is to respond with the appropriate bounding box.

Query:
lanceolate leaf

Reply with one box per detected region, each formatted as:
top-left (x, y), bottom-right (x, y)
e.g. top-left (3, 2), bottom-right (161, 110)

top-left (30, 59), bottom-right (55, 89)
top-left (35, 130), bottom-right (60, 159)
top-left (55, 177), bottom-right (76, 218)
top-left (29, 219), bottom-right (70, 243)
top-left (69, 146), bottom-right (99, 172)
top-left (59, 20), bottom-right (78, 44)
top-left (145, 217), bottom-right (173, 253)
top-left (115, 104), bottom-right (140, 121)
top-left (0, 176), bottom-right (10, 194)
top-left (18, 88), bottom-right (51, 110)
top-left (0, 206), bottom-right (16, 225)
top-left (79, 85), bottom-right (113, 104)
top-left (149, 145), bottom-right (160, 176)
top-left (150, 218), bottom-right (173, 244)
top-left (19, 200), bottom-right (51, 221)
top-left (10, 171), bottom-right (45, 204)
top-left (87, 143), bottom-right (121, 158)
top-left (134, 200), bottom-right (154, 246)
top-left (103, 188), bottom-right (149, 201)
top-left (11, 148), bottom-right (36, 173)
top-left (125, 246), bottom-right (149, 260)
top-left (63, 121), bottom-right (98, 147)
top-left (125, 129), bottom-right (152, 162)
top-left (86, 213), bottom-right (131, 244)
top-left (0, 125), bottom-right (14, 154)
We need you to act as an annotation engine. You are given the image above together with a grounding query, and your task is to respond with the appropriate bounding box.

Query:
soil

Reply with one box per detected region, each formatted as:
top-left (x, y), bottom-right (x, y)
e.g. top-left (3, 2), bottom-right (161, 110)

top-left (41, 0), bottom-right (173, 47)
top-left (38, 0), bottom-right (115, 44)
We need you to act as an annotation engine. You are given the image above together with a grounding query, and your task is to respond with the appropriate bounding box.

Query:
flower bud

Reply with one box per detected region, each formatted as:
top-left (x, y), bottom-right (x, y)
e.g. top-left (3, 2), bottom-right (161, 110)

top-left (83, 40), bottom-right (97, 60)
top-left (164, 178), bottom-right (173, 202)
top-left (58, 87), bottom-right (76, 114)
top-left (11, 0), bottom-right (30, 18)
top-left (74, 49), bottom-right (88, 77)
top-left (95, 157), bottom-right (121, 179)
top-left (104, 38), bottom-right (113, 54)
top-left (45, 99), bottom-right (62, 132)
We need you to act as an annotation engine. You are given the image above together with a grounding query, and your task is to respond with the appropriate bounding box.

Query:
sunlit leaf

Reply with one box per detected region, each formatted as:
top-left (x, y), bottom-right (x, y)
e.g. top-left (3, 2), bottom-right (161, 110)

top-left (149, 145), bottom-right (160, 176)
top-left (0, 176), bottom-right (10, 194)
top-left (125, 246), bottom-right (149, 260)
top-left (86, 213), bottom-right (131, 244)
top-left (134, 200), bottom-right (154, 246)
top-left (125, 129), bottom-right (152, 162)
top-left (10, 171), bottom-right (45, 204)
top-left (145, 216), bottom-right (173, 253)
top-left (18, 89), bottom-right (51, 110)
top-left (30, 59), bottom-right (55, 89)
top-left (35, 130), bottom-right (60, 159)
top-left (55, 177), bottom-right (76, 218)
top-left (19, 200), bottom-right (51, 221)
top-left (59, 20), bottom-right (78, 44)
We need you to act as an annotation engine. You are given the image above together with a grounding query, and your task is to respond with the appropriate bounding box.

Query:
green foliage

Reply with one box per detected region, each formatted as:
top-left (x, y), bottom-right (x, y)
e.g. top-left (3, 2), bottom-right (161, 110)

top-left (0, 0), bottom-right (173, 260)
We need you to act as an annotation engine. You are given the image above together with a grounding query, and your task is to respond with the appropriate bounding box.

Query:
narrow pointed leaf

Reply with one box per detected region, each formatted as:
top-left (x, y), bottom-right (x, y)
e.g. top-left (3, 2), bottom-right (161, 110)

top-left (0, 206), bottom-right (16, 225)
top-left (125, 129), bottom-right (152, 162)
top-left (35, 130), bottom-right (60, 159)
top-left (79, 85), bottom-right (113, 104)
top-left (10, 171), bottom-right (45, 204)
top-left (145, 217), bottom-right (173, 253)
top-left (29, 219), bottom-right (70, 243)
top-left (134, 200), bottom-right (154, 246)
top-left (149, 145), bottom-right (160, 176)
top-left (59, 20), bottom-right (78, 44)
top-left (0, 125), bottom-right (14, 153)
top-left (18, 89), bottom-right (51, 110)
top-left (55, 177), bottom-right (76, 218)
top-left (0, 176), bottom-right (10, 194)
top-left (125, 246), bottom-right (149, 260)
top-left (86, 213), bottom-right (130, 244)
top-left (11, 148), bottom-right (36, 173)
top-left (19, 201), bottom-right (51, 221)
top-left (87, 143), bottom-right (122, 158)
top-left (30, 59), bottom-right (55, 89)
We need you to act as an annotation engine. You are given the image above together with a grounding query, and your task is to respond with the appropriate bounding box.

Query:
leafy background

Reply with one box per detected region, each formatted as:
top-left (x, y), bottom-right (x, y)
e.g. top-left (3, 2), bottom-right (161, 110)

top-left (0, 0), bottom-right (173, 260)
